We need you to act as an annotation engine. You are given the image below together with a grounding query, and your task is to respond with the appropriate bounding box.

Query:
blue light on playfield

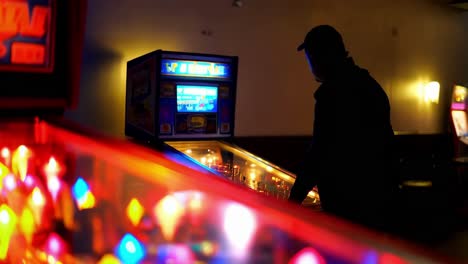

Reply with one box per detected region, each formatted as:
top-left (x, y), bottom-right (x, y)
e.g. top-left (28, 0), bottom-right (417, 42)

top-left (116, 233), bottom-right (145, 263)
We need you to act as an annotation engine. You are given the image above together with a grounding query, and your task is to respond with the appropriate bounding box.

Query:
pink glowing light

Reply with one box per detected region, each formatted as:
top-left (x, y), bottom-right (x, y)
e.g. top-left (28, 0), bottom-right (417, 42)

top-left (3, 174), bottom-right (16, 191)
top-left (47, 176), bottom-right (62, 201)
top-left (223, 202), bottom-right (257, 256)
top-left (45, 233), bottom-right (66, 257)
top-left (24, 175), bottom-right (35, 188)
top-left (289, 247), bottom-right (326, 264)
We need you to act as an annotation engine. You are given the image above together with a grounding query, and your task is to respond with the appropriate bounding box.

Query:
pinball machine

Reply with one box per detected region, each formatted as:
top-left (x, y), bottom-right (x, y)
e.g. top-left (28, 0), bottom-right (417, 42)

top-left (450, 84), bottom-right (468, 160)
top-left (125, 50), bottom-right (320, 207)
top-left (450, 84), bottom-right (468, 202)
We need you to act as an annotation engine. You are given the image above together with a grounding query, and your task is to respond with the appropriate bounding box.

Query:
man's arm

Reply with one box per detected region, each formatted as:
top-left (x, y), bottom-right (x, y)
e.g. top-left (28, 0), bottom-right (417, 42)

top-left (289, 141), bottom-right (319, 204)
top-left (289, 91), bottom-right (326, 204)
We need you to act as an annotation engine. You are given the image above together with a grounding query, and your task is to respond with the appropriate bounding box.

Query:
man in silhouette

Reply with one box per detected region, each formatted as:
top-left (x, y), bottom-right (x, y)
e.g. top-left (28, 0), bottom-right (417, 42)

top-left (289, 25), bottom-right (399, 231)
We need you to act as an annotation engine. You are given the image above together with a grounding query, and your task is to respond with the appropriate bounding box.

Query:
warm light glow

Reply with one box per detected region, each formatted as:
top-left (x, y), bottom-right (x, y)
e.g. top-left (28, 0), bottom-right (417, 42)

top-left (78, 191), bottom-right (96, 210)
top-left (126, 198), bottom-right (145, 226)
top-left (266, 166), bottom-right (274, 172)
top-left (45, 157), bottom-right (61, 178)
top-left (31, 187), bottom-right (46, 206)
top-left (223, 202), bottom-right (256, 255)
top-left (115, 234), bottom-right (145, 263)
top-left (47, 176), bottom-right (62, 201)
top-left (0, 204), bottom-right (17, 260)
top-left (154, 194), bottom-right (185, 241)
top-left (200, 157), bottom-right (207, 164)
top-left (0, 163), bottom-right (8, 177)
top-left (288, 247), bottom-right (326, 264)
top-left (424, 81), bottom-right (440, 103)
top-left (18, 145), bottom-right (29, 158)
top-left (185, 149), bottom-right (192, 154)
top-left (453, 85), bottom-right (467, 103)
top-left (12, 145), bottom-right (31, 181)
top-left (29, 187), bottom-right (46, 225)
top-left (98, 254), bottom-right (122, 264)
top-left (0, 163), bottom-right (9, 190)
top-left (452, 110), bottom-right (468, 138)
top-left (1, 148), bottom-right (9, 159)
top-left (200, 241), bottom-right (216, 256)
top-left (0, 206), bottom-right (12, 224)
top-left (188, 192), bottom-right (203, 211)
top-left (20, 208), bottom-right (36, 244)
top-left (46, 255), bottom-right (60, 264)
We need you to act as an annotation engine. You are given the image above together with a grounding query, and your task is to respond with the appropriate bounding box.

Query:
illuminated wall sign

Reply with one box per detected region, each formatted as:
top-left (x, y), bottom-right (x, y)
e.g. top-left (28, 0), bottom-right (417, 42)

top-left (0, 0), bottom-right (55, 73)
top-left (161, 59), bottom-right (231, 79)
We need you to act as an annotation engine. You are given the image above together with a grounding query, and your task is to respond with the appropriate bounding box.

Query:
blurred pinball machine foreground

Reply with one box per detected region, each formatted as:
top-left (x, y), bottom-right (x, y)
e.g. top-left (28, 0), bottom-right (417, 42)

top-left (0, 119), bottom-right (459, 263)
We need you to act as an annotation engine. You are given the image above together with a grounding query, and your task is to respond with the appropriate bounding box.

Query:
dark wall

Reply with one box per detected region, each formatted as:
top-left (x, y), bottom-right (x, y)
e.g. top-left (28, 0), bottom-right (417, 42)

top-left (234, 134), bottom-right (455, 173)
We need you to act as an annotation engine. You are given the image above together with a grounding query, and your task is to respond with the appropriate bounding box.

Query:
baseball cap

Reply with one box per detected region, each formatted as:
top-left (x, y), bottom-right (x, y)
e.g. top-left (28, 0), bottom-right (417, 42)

top-left (297, 25), bottom-right (346, 55)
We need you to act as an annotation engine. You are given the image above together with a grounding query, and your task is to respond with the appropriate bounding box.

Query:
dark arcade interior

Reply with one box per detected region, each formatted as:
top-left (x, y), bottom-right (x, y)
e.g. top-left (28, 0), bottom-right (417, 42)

top-left (1, 0), bottom-right (468, 263)
top-left (234, 133), bottom-right (468, 260)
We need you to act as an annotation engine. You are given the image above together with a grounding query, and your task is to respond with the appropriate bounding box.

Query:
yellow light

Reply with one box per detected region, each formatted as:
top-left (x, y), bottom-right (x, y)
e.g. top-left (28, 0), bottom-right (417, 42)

top-left (0, 163), bottom-right (9, 177)
top-left (201, 241), bottom-right (216, 256)
top-left (424, 81), bottom-right (440, 103)
top-left (454, 85), bottom-right (467, 102)
top-left (20, 208), bottom-right (36, 244)
top-left (1, 148), bottom-right (9, 159)
top-left (185, 149), bottom-right (192, 154)
top-left (0, 204), bottom-right (17, 260)
top-left (98, 254), bottom-right (122, 264)
top-left (31, 187), bottom-right (46, 207)
top-left (78, 191), bottom-right (96, 210)
top-left (29, 187), bottom-right (46, 225)
top-left (12, 145), bottom-right (31, 181)
top-left (45, 157), bottom-right (60, 178)
top-left (266, 166), bottom-right (274, 172)
top-left (126, 198), bottom-right (145, 226)
top-left (154, 194), bottom-right (184, 241)
top-left (18, 145), bottom-right (28, 158)
top-left (188, 192), bottom-right (203, 211)
top-left (47, 255), bottom-right (58, 264)
top-left (0, 163), bottom-right (9, 191)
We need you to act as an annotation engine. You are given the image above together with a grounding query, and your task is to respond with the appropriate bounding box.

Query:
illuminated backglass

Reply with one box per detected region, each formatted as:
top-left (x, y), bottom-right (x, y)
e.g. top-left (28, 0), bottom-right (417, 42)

top-left (0, 0), bottom-right (55, 73)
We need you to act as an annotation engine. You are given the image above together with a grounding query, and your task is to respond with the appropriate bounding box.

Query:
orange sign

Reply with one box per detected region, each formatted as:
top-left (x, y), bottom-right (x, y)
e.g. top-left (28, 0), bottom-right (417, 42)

top-left (0, 0), bottom-right (55, 72)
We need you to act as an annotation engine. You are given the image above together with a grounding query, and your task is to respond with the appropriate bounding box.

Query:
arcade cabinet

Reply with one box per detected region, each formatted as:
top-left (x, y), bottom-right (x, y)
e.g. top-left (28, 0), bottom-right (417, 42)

top-left (125, 50), bottom-right (320, 207)
top-left (450, 84), bottom-right (468, 160)
top-left (450, 84), bottom-right (468, 203)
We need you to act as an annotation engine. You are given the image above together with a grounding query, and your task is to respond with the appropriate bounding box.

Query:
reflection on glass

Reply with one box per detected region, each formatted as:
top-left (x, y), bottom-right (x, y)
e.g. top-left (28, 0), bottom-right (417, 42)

top-left (0, 141), bottom-right (328, 263)
top-left (166, 141), bottom-right (321, 207)
top-left (0, 121), bottom-right (439, 263)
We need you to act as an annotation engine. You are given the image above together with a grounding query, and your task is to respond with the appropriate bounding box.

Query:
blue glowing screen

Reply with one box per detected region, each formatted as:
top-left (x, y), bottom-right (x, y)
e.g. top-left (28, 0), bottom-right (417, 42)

top-left (161, 59), bottom-right (230, 79)
top-left (177, 85), bottom-right (218, 113)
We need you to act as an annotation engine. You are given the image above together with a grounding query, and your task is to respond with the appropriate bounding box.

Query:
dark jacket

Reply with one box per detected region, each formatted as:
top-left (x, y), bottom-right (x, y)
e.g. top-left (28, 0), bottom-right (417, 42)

top-left (289, 58), bottom-right (399, 229)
